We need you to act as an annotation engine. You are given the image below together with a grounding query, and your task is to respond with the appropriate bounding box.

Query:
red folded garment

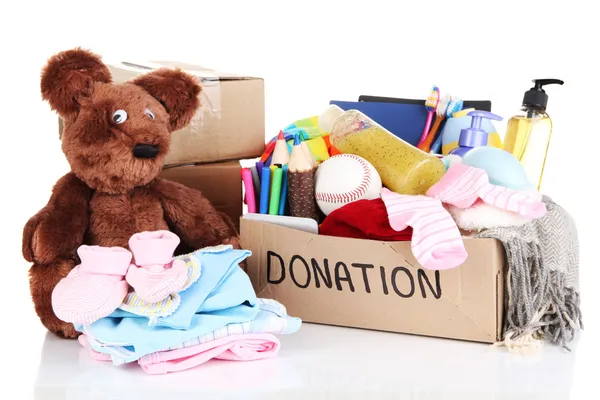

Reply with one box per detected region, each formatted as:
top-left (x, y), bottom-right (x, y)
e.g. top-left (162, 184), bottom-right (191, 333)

top-left (319, 198), bottom-right (413, 241)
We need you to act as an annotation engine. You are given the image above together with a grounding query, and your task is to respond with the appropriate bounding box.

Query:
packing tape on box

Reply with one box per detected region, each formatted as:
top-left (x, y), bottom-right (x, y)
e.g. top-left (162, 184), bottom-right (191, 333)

top-left (182, 69), bottom-right (221, 131)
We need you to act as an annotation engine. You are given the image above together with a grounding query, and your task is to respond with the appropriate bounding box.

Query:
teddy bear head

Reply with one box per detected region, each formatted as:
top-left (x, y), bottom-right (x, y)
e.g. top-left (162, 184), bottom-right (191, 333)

top-left (40, 48), bottom-right (202, 194)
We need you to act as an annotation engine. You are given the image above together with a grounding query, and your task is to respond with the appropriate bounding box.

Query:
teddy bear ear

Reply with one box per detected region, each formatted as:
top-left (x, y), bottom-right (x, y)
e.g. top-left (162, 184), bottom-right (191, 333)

top-left (41, 47), bottom-right (112, 117)
top-left (131, 68), bottom-right (202, 131)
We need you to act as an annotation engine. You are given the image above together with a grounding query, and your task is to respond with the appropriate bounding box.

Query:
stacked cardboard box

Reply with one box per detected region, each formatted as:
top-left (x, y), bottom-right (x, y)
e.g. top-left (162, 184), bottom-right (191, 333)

top-left (58, 60), bottom-right (266, 232)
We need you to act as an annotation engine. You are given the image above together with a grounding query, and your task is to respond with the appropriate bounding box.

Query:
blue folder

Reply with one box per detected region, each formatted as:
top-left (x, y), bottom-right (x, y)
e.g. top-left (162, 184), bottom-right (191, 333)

top-left (329, 100), bottom-right (429, 147)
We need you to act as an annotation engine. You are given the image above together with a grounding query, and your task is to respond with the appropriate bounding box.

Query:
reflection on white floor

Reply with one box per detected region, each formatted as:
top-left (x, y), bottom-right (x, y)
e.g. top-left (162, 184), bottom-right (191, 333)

top-left (29, 322), bottom-right (595, 400)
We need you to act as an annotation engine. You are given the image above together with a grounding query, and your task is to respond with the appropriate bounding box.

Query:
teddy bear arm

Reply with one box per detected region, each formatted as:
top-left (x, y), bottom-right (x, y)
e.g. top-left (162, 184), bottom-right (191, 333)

top-left (23, 172), bottom-right (92, 264)
top-left (154, 179), bottom-right (240, 250)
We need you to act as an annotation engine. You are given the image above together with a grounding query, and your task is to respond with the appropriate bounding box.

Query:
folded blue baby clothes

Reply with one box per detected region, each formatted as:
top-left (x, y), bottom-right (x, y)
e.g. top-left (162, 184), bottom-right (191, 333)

top-left (75, 245), bottom-right (258, 362)
top-left (152, 245), bottom-right (256, 329)
top-left (85, 298), bottom-right (302, 365)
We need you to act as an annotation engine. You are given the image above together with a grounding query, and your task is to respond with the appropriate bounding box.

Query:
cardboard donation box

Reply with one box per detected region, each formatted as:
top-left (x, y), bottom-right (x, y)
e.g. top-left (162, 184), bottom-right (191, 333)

top-left (160, 161), bottom-right (243, 232)
top-left (241, 218), bottom-right (505, 343)
top-left (58, 60), bottom-right (265, 166)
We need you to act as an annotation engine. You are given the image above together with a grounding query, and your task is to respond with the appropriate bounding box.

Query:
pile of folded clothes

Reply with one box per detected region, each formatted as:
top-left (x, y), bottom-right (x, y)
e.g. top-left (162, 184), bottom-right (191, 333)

top-left (51, 230), bottom-right (302, 375)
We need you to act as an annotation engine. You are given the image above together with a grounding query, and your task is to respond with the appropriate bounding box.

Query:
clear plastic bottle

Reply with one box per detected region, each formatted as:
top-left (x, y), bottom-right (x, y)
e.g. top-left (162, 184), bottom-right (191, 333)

top-left (503, 79), bottom-right (563, 190)
top-left (319, 105), bottom-right (446, 195)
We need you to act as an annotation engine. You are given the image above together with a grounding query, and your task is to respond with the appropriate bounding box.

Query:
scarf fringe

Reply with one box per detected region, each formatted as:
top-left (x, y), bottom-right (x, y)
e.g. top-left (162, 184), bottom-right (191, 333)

top-left (477, 196), bottom-right (582, 353)
top-left (494, 330), bottom-right (544, 354)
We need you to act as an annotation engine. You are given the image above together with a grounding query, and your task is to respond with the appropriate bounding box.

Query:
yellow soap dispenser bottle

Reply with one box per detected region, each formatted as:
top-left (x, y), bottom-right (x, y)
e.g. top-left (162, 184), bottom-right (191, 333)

top-left (503, 79), bottom-right (564, 190)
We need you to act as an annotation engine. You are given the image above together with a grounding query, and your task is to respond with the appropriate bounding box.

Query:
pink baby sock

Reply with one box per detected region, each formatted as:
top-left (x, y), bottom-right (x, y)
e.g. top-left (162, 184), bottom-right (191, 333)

top-left (125, 230), bottom-right (188, 304)
top-left (426, 163), bottom-right (547, 219)
top-left (380, 188), bottom-right (468, 270)
top-left (51, 245), bottom-right (132, 325)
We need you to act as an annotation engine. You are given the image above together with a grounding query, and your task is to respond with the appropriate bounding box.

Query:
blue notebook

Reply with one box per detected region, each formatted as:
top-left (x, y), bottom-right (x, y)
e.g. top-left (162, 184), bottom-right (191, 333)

top-left (329, 100), bottom-right (429, 147)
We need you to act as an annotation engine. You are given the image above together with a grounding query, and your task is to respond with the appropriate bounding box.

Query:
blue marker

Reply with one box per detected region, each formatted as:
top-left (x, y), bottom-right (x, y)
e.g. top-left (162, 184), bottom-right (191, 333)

top-left (278, 164), bottom-right (289, 215)
top-left (259, 166), bottom-right (271, 214)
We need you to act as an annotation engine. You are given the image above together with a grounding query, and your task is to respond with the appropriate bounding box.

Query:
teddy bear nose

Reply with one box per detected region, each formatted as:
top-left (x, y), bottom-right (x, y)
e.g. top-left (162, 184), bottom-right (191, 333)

top-left (132, 144), bottom-right (159, 159)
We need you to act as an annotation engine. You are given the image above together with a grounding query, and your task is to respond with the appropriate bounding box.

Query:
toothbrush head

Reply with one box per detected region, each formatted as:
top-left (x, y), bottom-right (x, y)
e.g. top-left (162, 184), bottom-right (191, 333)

top-left (425, 85), bottom-right (440, 111)
top-left (446, 97), bottom-right (464, 117)
top-left (436, 94), bottom-right (451, 117)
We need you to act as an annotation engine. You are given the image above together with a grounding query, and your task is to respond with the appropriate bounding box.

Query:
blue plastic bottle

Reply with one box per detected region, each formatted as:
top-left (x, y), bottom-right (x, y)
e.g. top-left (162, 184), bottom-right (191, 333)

top-left (437, 108), bottom-right (503, 155)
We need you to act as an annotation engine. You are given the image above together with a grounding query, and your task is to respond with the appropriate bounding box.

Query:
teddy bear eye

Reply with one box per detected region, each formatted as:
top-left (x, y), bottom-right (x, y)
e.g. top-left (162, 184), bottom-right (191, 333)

top-left (144, 109), bottom-right (155, 120)
top-left (112, 110), bottom-right (128, 124)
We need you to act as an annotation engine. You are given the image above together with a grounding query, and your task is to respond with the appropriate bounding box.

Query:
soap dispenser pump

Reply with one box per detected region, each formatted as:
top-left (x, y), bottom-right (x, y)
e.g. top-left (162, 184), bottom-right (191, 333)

top-left (503, 78), bottom-right (564, 190)
top-left (449, 110), bottom-right (503, 157)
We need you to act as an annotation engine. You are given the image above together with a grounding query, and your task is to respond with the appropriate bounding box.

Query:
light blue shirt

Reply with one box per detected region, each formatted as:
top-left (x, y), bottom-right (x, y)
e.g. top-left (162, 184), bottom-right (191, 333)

top-left (76, 246), bottom-right (259, 361)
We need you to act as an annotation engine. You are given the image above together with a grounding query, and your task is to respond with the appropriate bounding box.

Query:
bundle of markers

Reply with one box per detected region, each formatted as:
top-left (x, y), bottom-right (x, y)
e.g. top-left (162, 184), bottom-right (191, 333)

top-left (241, 131), bottom-right (319, 221)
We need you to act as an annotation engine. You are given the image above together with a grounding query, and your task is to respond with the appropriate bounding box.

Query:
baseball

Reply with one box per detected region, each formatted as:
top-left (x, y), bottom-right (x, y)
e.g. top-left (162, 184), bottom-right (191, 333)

top-left (314, 154), bottom-right (382, 216)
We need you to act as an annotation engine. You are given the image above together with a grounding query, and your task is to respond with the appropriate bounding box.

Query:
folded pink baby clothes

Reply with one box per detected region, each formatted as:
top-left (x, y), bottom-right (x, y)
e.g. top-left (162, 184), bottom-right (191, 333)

top-left (51, 245), bottom-right (131, 325)
top-left (138, 334), bottom-right (281, 375)
top-left (126, 230), bottom-right (188, 304)
top-left (426, 163), bottom-right (547, 219)
top-left (380, 188), bottom-right (468, 270)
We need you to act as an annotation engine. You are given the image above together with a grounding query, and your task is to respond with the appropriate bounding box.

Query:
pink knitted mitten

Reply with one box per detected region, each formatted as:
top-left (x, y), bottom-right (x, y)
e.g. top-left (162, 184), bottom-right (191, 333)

top-left (52, 245), bottom-right (132, 325)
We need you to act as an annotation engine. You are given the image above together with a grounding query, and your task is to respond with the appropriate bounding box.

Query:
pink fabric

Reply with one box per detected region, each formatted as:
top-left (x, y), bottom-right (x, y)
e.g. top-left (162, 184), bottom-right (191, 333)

top-left (77, 245), bottom-right (133, 276)
top-left (426, 163), bottom-right (547, 219)
top-left (128, 230), bottom-right (180, 266)
top-left (78, 334), bottom-right (112, 362)
top-left (380, 188), bottom-right (467, 270)
top-left (51, 246), bottom-right (131, 325)
top-left (125, 230), bottom-right (188, 303)
top-left (138, 334), bottom-right (281, 375)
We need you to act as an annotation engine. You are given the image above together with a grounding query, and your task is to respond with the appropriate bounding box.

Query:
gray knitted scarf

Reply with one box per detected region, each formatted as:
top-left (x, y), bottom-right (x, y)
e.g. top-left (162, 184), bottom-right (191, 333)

top-left (475, 195), bottom-right (582, 350)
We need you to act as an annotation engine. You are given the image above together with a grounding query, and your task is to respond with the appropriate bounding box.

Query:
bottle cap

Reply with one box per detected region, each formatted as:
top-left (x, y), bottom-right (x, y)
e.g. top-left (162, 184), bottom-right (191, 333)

top-left (522, 79), bottom-right (564, 110)
top-left (318, 104), bottom-right (345, 133)
top-left (458, 111), bottom-right (503, 148)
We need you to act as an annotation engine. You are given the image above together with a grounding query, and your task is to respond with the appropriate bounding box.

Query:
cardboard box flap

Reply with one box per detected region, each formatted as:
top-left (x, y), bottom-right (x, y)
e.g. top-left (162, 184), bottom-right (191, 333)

top-left (241, 218), bottom-right (505, 344)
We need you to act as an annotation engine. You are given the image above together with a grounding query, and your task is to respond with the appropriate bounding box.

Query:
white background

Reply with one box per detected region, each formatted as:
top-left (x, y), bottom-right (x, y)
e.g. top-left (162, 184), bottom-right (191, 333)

top-left (0, 0), bottom-right (598, 398)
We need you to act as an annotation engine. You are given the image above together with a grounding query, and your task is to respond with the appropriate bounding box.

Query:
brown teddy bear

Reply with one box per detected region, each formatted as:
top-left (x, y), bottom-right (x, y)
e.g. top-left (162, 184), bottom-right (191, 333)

top-left (22, 48), bottom-right (242, 339)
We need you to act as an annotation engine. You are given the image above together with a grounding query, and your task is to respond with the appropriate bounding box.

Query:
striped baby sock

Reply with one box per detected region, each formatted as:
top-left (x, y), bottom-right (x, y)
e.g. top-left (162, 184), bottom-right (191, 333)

top-left (426, 163), bottom-right (547, 219)
top-left (380, 188), bottom-right (467, 270)
top-left (126, 231), bottom-right (189, 304)
top-left (119, 252), bottom-right (202, 322)
top-left (51, 245), bottom-right (132, 325)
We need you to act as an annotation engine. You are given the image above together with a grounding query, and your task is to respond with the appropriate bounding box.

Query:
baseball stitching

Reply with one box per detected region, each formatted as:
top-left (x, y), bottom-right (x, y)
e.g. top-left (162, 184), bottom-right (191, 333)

top-left (315, 154), bottom-right (373, 204)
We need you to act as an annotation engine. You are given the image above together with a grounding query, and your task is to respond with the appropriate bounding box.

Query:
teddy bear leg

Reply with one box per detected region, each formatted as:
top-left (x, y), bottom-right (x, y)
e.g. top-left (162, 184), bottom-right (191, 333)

top-left (29, 259), bottom-right (80, 339)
